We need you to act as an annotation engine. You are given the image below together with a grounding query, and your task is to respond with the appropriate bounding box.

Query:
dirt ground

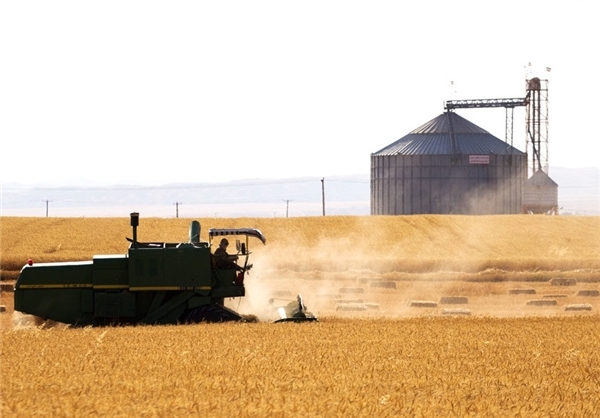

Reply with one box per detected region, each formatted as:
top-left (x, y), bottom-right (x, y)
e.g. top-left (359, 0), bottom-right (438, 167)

top-left (3, 276), bottom-right (598, 330)
top-left (235, 276), bottom-right (600, 321)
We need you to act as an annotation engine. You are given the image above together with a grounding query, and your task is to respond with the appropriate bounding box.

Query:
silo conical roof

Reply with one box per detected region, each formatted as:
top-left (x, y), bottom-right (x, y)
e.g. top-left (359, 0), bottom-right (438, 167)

top-left (372, 112), bottom-right (525, 156)
top-left (526, 170), bottom-right (558, 186)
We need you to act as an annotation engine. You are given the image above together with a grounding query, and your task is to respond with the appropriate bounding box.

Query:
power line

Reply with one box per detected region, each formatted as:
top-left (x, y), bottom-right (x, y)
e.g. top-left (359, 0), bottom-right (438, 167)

top-left (283, 199), bottom-right (292, 218)
top-left (321, 177), bottom-right (325, 216)
top-left (173, 202), bottom-right (182, 218)
top-left (42, 199), bottom-right (52, 217)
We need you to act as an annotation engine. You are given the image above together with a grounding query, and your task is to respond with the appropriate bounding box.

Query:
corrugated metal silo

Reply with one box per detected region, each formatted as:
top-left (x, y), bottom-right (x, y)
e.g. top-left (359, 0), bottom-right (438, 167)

top-left (521, 170), bottom-right (559, 214)
top-left (371, 112), bottom-right (527, 215)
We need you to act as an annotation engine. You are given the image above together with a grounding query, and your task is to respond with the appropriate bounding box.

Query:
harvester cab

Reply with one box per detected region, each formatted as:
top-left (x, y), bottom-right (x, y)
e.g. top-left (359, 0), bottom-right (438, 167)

top-left (208, 228), bottom-right (265, 278)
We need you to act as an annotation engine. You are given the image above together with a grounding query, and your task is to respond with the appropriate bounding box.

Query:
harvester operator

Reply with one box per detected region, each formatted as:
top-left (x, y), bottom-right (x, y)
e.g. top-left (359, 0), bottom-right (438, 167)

top-left (214, 238), bottom-right (243, 271)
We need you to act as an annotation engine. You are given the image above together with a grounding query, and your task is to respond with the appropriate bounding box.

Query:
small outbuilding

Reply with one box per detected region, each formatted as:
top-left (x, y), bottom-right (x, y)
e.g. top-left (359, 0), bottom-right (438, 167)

top-left (521, 170), bottom-right (559, 214)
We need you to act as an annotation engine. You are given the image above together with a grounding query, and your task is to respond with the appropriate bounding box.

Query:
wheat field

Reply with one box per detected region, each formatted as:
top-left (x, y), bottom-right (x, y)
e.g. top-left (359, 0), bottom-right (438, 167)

top-left (2, 215), bottom-right (600, 279)
top-left (2, 215), bottom-right (600, 416)
top-left (2, 317), bottom-right (600, 417)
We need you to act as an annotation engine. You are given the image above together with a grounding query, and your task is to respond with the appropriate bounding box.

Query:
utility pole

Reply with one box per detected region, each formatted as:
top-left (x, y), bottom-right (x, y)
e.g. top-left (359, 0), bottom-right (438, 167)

top-left (283, 199), bottom-right (292, 218)
top-left (42, 199), bottom-right (52, 217)
top-left (173, 202), bottom-right (182, 218)
top-left (321, 177), bottom-right (325, 216)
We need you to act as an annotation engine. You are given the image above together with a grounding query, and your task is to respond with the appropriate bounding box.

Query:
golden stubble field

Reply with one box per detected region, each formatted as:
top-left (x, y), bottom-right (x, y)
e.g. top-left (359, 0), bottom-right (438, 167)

top-left (3, 317), bottom-right (600, 417)
top-left (2, 215), bottom-right (600, 417)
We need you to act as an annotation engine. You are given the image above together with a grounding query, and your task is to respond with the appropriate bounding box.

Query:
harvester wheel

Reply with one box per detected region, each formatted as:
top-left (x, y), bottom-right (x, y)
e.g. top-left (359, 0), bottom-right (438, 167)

top-left (185, 304), bottom-right (243, 323)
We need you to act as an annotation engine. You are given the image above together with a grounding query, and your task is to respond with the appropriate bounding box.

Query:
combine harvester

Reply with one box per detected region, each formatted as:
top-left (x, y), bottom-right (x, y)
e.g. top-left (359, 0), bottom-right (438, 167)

top-left (14, 213), bottom-right (317, 325)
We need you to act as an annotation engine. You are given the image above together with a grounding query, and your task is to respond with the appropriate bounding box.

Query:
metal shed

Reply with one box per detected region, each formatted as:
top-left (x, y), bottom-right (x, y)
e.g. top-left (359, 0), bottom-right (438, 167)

top-left (521, 170), bottom-right (559, 214)
top-left (371, 112), bottom-right (527, 215)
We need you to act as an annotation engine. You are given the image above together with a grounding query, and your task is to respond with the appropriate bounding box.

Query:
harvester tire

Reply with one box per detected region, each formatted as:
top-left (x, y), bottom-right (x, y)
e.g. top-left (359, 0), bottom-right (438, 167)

top-left (185, 305), bottom-right (243, 323)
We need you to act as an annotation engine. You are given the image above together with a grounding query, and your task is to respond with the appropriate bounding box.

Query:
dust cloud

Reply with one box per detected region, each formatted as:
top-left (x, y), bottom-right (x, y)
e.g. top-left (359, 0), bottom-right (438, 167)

top-left (11, 311), bottom-right (67, 329)
top-left (463, 181), bottom-right (524, 216)
top-left (225, 216), bottom-right (600, 321)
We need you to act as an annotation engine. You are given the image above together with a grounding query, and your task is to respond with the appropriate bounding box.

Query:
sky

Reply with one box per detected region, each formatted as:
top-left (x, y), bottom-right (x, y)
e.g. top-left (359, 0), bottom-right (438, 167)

top-left (1, 0), bottom-right (598, 187)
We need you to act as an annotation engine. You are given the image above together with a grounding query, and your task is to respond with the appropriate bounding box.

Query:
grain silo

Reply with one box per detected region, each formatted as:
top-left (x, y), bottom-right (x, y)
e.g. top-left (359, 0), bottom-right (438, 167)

top-left (371, 111), bottom-right (527, 215)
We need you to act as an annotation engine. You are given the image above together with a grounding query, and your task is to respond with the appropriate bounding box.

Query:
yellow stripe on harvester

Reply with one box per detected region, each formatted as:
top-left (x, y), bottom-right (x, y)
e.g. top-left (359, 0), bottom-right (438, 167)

top-left (17, 284), bottom-right (211, 291)
top-left (129, 286), bottom-right (211, 291)
top-left (18, 284), bottom-right (94, 289)
top-left (94, 285), bottom-right (130, 290)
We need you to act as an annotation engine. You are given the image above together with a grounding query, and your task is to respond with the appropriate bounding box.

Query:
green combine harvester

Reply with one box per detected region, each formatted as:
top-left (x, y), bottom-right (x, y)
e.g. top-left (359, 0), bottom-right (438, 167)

top-left (14, 213), bottom-right (317, 325)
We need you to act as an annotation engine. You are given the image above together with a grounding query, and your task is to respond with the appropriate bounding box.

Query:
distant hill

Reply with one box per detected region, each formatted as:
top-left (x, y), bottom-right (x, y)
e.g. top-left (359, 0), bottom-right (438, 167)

top-left (1, 168), bottom-right (597, 217)
top-left (551, 167), bottom-right (599, 215)
top-left (1, 175), bottom-right (370, 218)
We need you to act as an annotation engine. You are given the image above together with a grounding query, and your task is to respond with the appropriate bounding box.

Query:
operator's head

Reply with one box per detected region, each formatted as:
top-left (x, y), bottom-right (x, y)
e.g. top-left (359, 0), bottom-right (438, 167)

top-left (220, 238), bottom-right (229, 247)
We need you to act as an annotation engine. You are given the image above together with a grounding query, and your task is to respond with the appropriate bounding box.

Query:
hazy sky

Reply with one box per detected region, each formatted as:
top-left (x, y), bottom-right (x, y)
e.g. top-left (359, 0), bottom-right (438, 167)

top-left (1, 0), bottom-right (598, 186)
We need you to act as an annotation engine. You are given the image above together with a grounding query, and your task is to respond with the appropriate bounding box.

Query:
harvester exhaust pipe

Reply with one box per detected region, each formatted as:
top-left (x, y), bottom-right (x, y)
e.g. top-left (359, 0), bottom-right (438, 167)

top-left (189, 220), bottom-right (201, 244)
top-left (130, 212), bottom-right (139, 249)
